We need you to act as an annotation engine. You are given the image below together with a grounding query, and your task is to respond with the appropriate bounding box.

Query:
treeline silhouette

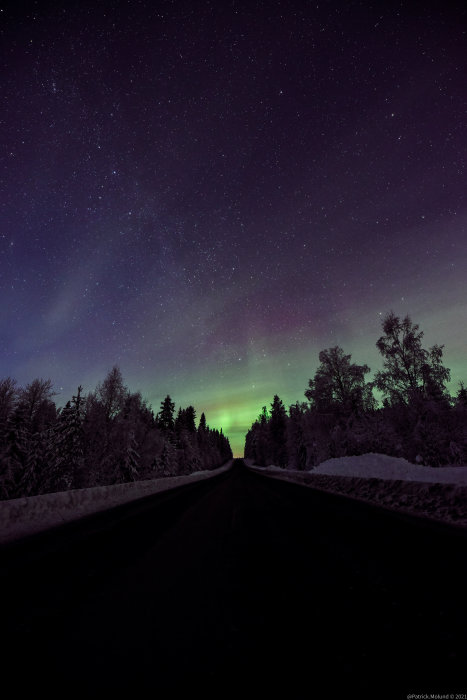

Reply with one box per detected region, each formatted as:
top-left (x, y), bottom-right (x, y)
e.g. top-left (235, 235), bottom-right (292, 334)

top-left (0, 366), bottom-right (232, 500)
top-left (245, 312), bottom-right (467, 469)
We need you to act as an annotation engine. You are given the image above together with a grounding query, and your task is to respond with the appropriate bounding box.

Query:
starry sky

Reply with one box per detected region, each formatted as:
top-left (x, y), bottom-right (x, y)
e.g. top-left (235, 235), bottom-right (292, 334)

top-left (1, 0), bottom-right (466, 456)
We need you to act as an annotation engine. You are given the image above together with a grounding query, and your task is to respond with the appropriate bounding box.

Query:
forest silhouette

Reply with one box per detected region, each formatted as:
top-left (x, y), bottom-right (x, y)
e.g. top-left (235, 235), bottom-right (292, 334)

top-left (0, 367), bottom-right (231, 500)
top-left (245, 312), bottom-right (466, 470)
top-left (1, 311), bottom-right (466, 501)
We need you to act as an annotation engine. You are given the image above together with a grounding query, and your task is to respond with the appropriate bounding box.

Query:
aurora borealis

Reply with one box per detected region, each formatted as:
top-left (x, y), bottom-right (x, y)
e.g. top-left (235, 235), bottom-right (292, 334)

top-left (1, 1), bottom-right (466, 456)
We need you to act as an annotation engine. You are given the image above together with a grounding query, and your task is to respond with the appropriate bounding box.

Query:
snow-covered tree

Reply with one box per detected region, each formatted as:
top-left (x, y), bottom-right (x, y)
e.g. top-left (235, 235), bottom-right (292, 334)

top-left (305, 346), bottom-right (372, 414)
top-left (269, 395), bottom-right (287, 467)
top-left (287, 402), bottom-right (308, 470)
top-left (118, 430), bottom-right (140, 482)
top-left (18, 378), bottom-right (56, 433)
top-left (0, 377), bottom-right (17, 434)
top-left (0, 402), bottom-right (30, 498)
top-left (96, 366), bottom-right (126, 421)
top-left (0, 378), bottom-right (19, 495)
top-left (23, 427), bottom-right (56, 495)
top-left (374, 312), bottom-right (450, 406)
top-left (154, 440), bottom-right (178, 477)
top-left (244, 413), bottom-right (271, 466)
top-left (47, 386), bottom-right (85, 490)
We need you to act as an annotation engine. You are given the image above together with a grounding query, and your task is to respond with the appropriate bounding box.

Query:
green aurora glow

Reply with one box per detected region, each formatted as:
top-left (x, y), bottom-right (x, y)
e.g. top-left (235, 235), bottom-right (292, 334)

top-left (139, 302), bottom-right (467, 457)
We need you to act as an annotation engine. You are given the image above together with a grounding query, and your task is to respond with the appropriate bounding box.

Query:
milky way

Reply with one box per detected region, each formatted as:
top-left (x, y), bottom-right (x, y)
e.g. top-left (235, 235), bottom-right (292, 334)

top-left (1, 1), bottom-right (466, 454)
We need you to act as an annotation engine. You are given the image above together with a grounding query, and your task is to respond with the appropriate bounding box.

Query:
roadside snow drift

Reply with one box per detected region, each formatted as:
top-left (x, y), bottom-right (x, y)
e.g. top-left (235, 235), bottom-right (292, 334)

top-left (313, 453), bottom-right (467, 484)
top-left (248, 454), bottom-right (467, 529)
top-left (0, 461), bottom-right (233, 544)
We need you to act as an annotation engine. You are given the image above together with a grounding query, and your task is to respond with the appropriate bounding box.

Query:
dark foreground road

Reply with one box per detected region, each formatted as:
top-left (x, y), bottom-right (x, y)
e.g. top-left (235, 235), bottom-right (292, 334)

top-left (1, 459), bottom-right (467, 699)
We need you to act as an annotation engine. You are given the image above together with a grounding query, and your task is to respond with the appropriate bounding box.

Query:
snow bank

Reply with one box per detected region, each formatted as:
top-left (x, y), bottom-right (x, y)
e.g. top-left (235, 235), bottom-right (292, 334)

top-left (246, 454), bottom-right (467, 529)
top-left (313, 453), bottom-right (467, 484)
top-left (0, 461), bottom-right (234, 544)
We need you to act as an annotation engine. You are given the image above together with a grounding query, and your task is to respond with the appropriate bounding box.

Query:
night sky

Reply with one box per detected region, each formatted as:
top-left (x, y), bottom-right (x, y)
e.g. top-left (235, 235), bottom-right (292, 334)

top-left (2, 1), bottom-right (466, 456)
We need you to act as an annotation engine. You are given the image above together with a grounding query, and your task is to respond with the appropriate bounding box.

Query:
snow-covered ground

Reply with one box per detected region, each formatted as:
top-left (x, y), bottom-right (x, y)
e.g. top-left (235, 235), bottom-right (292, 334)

top-left (0, 460), bottom-right (234, 544)
top-left (246, 454), bottom-right (467, 529)
top-left (3, 455), bottom-right (465, 544)
top-left (313, 453), bottom-right (467, 484)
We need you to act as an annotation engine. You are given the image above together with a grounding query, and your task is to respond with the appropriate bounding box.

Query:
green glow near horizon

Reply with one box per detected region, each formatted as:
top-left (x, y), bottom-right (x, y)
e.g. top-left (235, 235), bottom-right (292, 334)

top-left (50, 300), bottom-right (467, 460)
top-left (141, 308), bottom-right (467, 458)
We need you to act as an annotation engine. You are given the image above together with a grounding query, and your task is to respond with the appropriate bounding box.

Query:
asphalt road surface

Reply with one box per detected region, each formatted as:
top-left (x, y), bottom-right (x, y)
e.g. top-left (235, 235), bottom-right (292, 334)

top-left (1, 459), bottom-right (466, 699)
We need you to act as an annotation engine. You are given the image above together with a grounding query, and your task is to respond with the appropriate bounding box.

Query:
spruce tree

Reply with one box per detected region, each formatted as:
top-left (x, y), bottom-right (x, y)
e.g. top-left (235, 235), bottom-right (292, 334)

top-left (185, 406), bottom-right (196, 433)
top-left (158, 395), bottom-right (175, 432)
top-left (47, 387), bottom-right (85, 490)
top-left (270, 395), bottom-right (288, 467)
top-left (0, 402), bottom-right (29, 498)
top-left (198, 412), bottom-right (207, 432)
top-left (120, 430), bottom-right (140, 482)
top-left (160, 440), bottom-right (177, 476)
